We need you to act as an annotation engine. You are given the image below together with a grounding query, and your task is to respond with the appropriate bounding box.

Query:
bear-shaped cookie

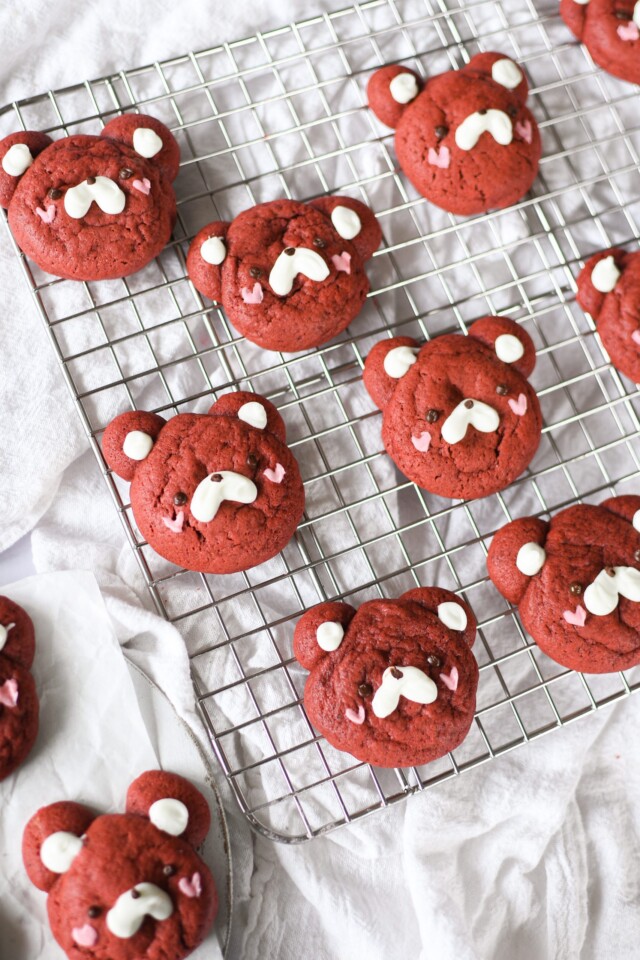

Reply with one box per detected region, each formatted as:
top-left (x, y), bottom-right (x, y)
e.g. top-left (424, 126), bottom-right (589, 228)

top-left (22, 770), bottom-right (217, 960)
top-left (363, 316), bottom-right (542, 500)
top-left (293, 587), bottom-right (478, 767)
top-left (560, 0), bottom-right (640, 85)
top-left (487, 495), bottom-right (640, 673)
top-left (367, 52), bottom-right (541, 215)
top-left (0, 596), bottom-right (39, 781)
top-left (0, 114), bottom-right (179, 280)
top-left (102, 392), bottom-right (304, 574)
top-left (186, 196), bottom-right (382, 352)
top-left (576, 247), bottom-right (640, 384)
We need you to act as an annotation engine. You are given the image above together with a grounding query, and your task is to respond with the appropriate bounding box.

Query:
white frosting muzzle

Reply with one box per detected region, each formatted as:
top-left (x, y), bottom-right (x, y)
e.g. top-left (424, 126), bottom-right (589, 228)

top-left (190, 471), bottom-right (257, 523)
top-left (106, 883), bottom-right (173, 939)
top-left (583, 566), bottom-right (640, 617)
top-left (441, 399), bottom-right (500, 445)
top-left (268, 247), bottom-right (329, 296)
top-left (371, 665), bottom-right (437, 719)
top-left (455, 110), bottom-right (513, 151)
top-left (64, 176), bottom-right (126, 219)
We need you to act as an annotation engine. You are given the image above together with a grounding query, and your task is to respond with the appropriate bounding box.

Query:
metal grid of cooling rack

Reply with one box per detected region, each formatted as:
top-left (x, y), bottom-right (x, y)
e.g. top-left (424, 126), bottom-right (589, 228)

top-left (3, 0), bottom-right (640, 842)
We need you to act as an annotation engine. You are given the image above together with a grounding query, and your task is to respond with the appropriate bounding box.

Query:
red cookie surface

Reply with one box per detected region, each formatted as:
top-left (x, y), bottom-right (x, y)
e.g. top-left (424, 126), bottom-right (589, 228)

top-left (186, 196), bottom-right (382, 352)
top-left (487, 495), bottom-right (640, 673)
top-left (102, 392), bottom-right (305, 574)
top-left (0, 596), bottom-right (39, 781)
top-left (23, 770), bottom-right (218, 960)
top-left (367, 52), bottom-right (541, 215)
top-left (363, 316), bottom-right (542, 500)
top-left (576, 247), bottom-right (640, 383)
top-left (560, 0), bottom-right (640, 85)
top-left (294, 588), bottom-right (478, 768)
top-left (0, 114), bottom-right (179, 281)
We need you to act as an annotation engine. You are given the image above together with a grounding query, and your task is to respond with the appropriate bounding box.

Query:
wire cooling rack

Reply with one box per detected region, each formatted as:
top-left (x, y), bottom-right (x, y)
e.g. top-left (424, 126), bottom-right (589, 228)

top-left (3, 0), bottom-right (640, 843)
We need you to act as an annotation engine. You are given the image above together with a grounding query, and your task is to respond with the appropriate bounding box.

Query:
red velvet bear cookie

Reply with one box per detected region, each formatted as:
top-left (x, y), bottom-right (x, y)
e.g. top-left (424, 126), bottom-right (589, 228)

top-left (367, 52), bottom-right (541, 215)
top-left (23, 770), bottom-right (217, 960)
top-left (294, 588), bottom-right (478, 768)
top-left (102, 392), bottom-right (304, 574)
top-left (363, 316), bottom-right (542, 500)
top-left (487, 495), bottom-right (640, 673)
top-left (560, 0), bottom-right (640, 85)
top-left (0, 114), bottom-right (179, 280)
top-left (186, 196), bottom-right (381, 352)
top-left (0, 596), bottom-right (38, 781)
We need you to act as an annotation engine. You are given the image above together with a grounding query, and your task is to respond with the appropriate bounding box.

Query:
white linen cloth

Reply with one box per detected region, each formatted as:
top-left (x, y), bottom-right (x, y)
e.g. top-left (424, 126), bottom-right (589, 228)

top-left (2, 2), bottom-right (640, 959)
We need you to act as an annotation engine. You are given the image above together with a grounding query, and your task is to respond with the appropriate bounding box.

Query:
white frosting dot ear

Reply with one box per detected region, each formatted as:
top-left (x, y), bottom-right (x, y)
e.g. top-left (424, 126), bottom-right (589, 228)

top-left (148, 798), bottom-right (189, 836)
top-left (123, 430), bottom-right (154, 461)
top-left (40, 831), bottom-right (83, 873)
top-left (200, 236), bottom-right (226, 265)
top-left (495, 333), bottom-right (525, 363)
top-left (491, 59), bottom-right (523, 90)
top-left (516, 542), bottom-right (546, 576)
top-left (591, 256), bottom-right (621, 294)
top-left (132, 127), bottom-right (163, 158)
top-left (331, 205), bottom-right (361, 240)
top-left (437, 601), bottom-right (468, 632)
top-left (0, 622), bottom-right (14, 652)
top-left (633, 509), bottom-right (640, 533)
top-left (238, 400), bottom-right (267, 429)
top-left (383, 344), bottom-right (418, 379)
top-left (316, 621), bottom-right (344, 652)
top-left (2, 142), bottom-right (34, 176)
top-left (389, 72), bottom-right (419, 104)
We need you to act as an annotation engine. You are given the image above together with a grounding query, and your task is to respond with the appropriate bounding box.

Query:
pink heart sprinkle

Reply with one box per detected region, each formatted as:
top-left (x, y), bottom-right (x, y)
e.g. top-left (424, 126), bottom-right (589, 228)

top-left (563, 605), bottom-right (586, 627)
top-left (411, 431), bottom-right (431, 452)
top-left (439, 666), bottom-right (459, 692)
top-left (345, 705), bottom-right (365, 725)
top-left (132, 177), bottom-right (151, 195)
top-left (178, 872), bottom-right (202, 898)
top-left (631, 330), bottom-right (640, 347)
top-left (508, 393), bottom-right (528, 417)
top-left (618, 21), bottom-right (639, 41)
top-left (162, 510), bottom-right (185, 533)
top-left (72, 924), bottom-right (98, 947)
top-left (515, 120), bottom-right (533, 144)
top-left (332, 251), bottom-right (352, 274)
top-left (36, 204), bottom-right (56, 223)
top-left (264, 463), bottom-right (285, 484)
top-left (428, 145), bottom-right (450, 169)
top-left (241, 282), bottom-right (264, 304)
top-left (0, 678), bottom-right (18, 708)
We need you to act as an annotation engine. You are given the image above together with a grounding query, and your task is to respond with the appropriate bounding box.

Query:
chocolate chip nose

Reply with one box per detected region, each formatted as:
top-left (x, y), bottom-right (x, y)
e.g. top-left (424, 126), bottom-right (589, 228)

top-left (464, 399), bottom-right (474, 409)
top-left (478, 109), bottom-right (487, 116)
top-left (284, 247), bottom-right (295, 256)
top-left (210, 473), bottom-right (223, 483)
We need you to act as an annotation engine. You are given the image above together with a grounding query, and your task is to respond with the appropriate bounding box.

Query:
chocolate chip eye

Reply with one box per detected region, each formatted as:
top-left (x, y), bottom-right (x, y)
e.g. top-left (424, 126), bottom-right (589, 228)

top-left (174, 492), bottom-right (187, 506)
top-left (48, 187), bottom-right (62, 200)
top-left (390, 666), bottom-right (403, 679)
top-left (496, 384), bottom-right (508, 396)
top-left (119, 167), bottom-right (133, 180)
top-left (507, 105), bottom-right (518, 119)
top-left (435, 125), bottom-right (448, 140)
top-left (246, 454), bottom-right (258, 469)
top-left (569, 582), bottom-right (582, 596)
top-left (358, 682), bottom-right (373, 697)
top-left (427, 654), bottom-right (441, 668)
top-left (87, 906), bottom-right (101, 919)
top-left (163, 864), bottom-right (177, 877)
top-left (426, 409), bottom-right (440, 423)
top-left (249, 266), bottom-right (262, 278)
top-left (313, 236), bottom-right (327, 249)
top-left (615, 9), bottom-right (629, 18)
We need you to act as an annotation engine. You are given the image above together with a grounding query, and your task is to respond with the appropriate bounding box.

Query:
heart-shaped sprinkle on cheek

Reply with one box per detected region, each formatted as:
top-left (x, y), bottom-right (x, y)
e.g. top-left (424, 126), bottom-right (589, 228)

top-left (563, 606), bottom-right (587, 627)
top-left (345, 705), bottom-right (365, 725)
top-left (132, 178), bottom-right (151, 195)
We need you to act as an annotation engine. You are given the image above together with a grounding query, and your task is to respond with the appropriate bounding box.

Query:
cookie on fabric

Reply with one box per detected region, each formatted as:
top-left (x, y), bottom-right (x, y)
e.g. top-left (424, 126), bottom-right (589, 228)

top-left (363, 316), bottom-right (542, 500)
top-left (102, 392), bottom-right (304, 574)
top-left (0, 114), bottom-right (179, 280)
top-left (560, 0), bottom-right (640, 85)
top-left (576, 247), bottom-right (640, 383)
top-left (294, 588), bottom-right (478, 768)
top-left (487, 495), bottom-right (640, 673)
top-left (186, 196), bottom-right (381, 352)
top-left (0, 596), bottom-right (39, 781)
top-left (22, 770), bottom-right (217, 960)
top-left (367, 52), bottom-right (541, 215)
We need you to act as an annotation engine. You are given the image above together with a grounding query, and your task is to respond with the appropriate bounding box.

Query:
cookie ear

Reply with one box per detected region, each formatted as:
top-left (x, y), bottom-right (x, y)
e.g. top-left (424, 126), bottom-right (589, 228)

top-left (308, 196), bottom-right (382, 263)
top-left (468, 316), bottom-right (536, 378)
top-left (102, 410), bottom-right (166, 482)
top-left (560, 0), bottom-right (587, 39)
top-left (401, 587), bottom-right (477, 647)
top-left (209, 391), bottom-right (286, 443)
top-left (0, 131), bottom-right (53, 208)
top-left (600, 495), bottom-right (640, 532)
top-left (186, 221), bottom-right (230, 302)
top-left (126, 771), bottom-right (211, 847)
top-left (367, 65), bottom-right (422, 128)
top-left (293, 601), bottom-right (357, 671)
top-left (467, 52), bottom-right (529, 102)
top-left (0, 597), bottom-right (35, 669)
top-left (22, 801), bottom-right (95, 892)
top-left (576, 249), bottom-right (626, 321)
top-left (101, 114), bottom-right (180, 181)
top-left (363, 336), bottom-right (420, 410)
top-left (487, 516), bottom-right (550, 605)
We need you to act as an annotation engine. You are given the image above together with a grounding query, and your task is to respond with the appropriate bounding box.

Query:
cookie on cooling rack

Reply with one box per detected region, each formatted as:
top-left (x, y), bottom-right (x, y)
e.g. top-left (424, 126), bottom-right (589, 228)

top-left (0, 596), bottom-right (39, 781)
top-left (0, 114), bottom-right (179, 281)
top-left (367, 52), bottom-right (541, 215)
top-left (102, 391), bottom-right (304, 574)
top-left (23, 770), bottom-right (217, 960)
top-left (576, 247), bottom-right (640, 383)
top-left (186, 196), bottom-right (382, 352)
top-left (363, 316), bottom-right (542, 500)
top-left (560, 0), bottom-right (640, 85)
top-left (488, 495), bottom-right (640, 673)
top-left (294, 588), bottom-right (478, 768)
